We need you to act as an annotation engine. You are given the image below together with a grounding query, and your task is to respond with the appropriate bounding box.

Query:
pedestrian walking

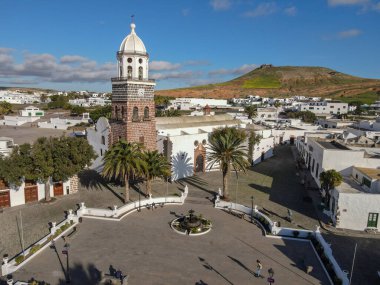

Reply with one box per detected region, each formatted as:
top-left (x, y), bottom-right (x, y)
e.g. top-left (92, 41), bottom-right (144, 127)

top-left (255, 260), bottom-right (263, 277)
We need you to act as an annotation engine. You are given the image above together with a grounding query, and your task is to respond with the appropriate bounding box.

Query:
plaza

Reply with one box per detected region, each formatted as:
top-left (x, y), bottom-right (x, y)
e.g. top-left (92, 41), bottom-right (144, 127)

top-left (11, 203), bottom-right (330, 285)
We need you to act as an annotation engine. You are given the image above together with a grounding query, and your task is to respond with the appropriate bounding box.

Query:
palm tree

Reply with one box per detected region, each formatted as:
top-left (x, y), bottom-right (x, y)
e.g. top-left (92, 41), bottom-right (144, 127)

top-left (142, 150), bottom-right (171, 197)
top-left (102, 140), bottom-right (146, 203)
top-left (207, 127), bottom-right (250, 200)
top-left (319, 169), bottom-right (342, 206)
top-left (244, 105), bottom-right (257, 119)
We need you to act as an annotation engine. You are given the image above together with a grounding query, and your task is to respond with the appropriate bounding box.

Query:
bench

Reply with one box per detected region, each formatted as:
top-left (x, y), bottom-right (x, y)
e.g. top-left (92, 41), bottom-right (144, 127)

top-left (228, 208), bottom-right (245, 219)
top-left (64, 226), bottom-right (77, 241)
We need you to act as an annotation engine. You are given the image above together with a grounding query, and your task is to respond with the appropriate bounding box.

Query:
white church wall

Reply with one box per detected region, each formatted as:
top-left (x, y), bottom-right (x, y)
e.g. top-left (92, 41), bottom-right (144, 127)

top-left (87, 117), bottom-right (110, 171)
top-left (252, 136), bottom-right (275, 165)
top-left (170, 133), bottom-right (209, 180)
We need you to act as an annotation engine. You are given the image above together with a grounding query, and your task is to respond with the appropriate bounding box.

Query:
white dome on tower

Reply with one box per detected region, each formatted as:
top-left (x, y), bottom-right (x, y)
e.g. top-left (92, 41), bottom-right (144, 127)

top-left (119, 23), bottom-right (147, 54)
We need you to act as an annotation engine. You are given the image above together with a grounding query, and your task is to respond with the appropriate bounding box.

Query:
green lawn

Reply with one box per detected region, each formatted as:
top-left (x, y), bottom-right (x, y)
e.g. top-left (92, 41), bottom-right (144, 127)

top-left (338, 91), bottom-right (379, 105)
top-left (242, 75), bottom-right (281, 89)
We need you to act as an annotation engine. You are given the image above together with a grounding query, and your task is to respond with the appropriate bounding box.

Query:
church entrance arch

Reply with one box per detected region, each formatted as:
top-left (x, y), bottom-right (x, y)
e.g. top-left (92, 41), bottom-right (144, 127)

top-left (194, 143), bottom-right (206, 173)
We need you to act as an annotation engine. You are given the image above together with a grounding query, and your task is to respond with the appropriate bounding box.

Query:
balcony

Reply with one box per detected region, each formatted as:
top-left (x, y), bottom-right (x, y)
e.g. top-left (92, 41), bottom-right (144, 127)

top-left (111, 77), bottom-right (155, 83)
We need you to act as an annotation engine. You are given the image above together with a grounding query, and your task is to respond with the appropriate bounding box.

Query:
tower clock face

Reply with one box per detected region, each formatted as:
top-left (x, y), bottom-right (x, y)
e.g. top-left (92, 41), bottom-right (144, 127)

top-left (138, 88), bottom-right (145, 97)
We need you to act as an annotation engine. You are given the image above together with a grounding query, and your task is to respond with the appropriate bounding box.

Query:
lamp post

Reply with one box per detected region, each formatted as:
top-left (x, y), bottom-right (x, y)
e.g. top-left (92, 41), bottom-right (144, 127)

top-left (62, 243), bottom-right (71, 283)
top-left (251, 196), bottom-right (254, 223)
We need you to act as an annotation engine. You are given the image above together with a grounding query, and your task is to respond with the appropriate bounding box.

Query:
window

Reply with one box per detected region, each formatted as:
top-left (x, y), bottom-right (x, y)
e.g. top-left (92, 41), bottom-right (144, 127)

top-left (127, 66), bottom-right (132, 79)
top-left (127, 58), bottom-right (132, 63)
top-left (362, 176), bottom-right (371, 188)
top-left (120, 66), bottom-right (123, 77)
top-left (115, 106), bottom-right (118, 119)
top-left (100, 149), bottom-right (103, 156)
top-left (132, 107), bottom-right (139, 121)
top-left (139, 58), bottom-right (143, 64)
top-left (101, 136), bottom-right (105, 145)
top-left (367, 213), bottom-right (379, 228)
top-left (144, 106), bottom-right (149, 119)
top-left (139, 136), bottom-right (144, 144)
top-left (139, 67), bottom-right (143, 80)
top-left (316, 163), bottom-right (319, 177)
top-left (312, 158), bottom-right (315, 172)
top-left (121, 106), bottom-right (125, 118)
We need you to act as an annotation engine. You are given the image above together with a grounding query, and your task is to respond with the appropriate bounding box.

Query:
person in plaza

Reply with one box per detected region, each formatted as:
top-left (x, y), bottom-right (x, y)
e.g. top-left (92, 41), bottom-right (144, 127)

top-left (255, 260), bottom-right (263, 277)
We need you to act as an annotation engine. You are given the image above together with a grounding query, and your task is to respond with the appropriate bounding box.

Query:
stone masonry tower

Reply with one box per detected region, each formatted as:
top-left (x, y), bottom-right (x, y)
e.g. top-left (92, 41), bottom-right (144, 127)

top-left (110, 22), bottom-right (156, 150)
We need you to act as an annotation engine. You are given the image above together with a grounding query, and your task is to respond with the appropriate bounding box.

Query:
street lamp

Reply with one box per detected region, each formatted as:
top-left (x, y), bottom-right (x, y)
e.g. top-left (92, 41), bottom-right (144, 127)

top-left (250, 196), bottom-right (254, 223)
top-left (62, 243), bottom-right (71, 283)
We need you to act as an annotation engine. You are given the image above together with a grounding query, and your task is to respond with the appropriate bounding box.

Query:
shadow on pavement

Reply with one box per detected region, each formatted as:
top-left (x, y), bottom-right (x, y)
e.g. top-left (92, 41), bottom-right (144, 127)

top-left (57, 262), bottom-right (101, 285)
top-left (78, 170), bottom-right (124, 203)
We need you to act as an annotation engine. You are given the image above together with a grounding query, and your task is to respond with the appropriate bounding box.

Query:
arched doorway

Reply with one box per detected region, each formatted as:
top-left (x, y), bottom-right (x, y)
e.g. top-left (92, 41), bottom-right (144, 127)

top-left (194, 144), bottom-right (206, 173)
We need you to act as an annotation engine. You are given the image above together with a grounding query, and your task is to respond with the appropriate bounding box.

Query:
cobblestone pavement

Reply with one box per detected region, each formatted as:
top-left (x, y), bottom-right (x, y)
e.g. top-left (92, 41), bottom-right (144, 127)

top-left (12, 203), bottom-right (330, 285)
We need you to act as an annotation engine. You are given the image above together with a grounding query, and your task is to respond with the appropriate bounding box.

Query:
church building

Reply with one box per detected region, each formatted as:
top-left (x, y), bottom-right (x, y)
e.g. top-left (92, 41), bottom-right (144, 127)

top-left (87, 22), bottom-right (265, 179)
top-left (108, 22), bottom-right (156, 150)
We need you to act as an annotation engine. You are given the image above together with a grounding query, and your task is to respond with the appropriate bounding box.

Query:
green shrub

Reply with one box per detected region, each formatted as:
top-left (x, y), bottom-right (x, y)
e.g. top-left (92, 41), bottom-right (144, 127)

top-left (54, 228), bottom-right (62, 237)
top-left (47, 235), bottom-right (54, 242)
top-left (29, 244), bottom-right (41, 255)
top-left (15, 255), bottom-right (25, 264)
top-left (60, 222), bottom-right (70, 232)
top-left (70, 220), bottom-right (74, 225)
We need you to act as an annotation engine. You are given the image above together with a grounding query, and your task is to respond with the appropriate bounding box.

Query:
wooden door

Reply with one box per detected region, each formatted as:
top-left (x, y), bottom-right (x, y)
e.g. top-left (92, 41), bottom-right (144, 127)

top-left (53, 183), bottom-right (63, 196)
top-left (25, 185), bottom-right (38, 203)
top-left (0, 191), bottom-right (10, 208)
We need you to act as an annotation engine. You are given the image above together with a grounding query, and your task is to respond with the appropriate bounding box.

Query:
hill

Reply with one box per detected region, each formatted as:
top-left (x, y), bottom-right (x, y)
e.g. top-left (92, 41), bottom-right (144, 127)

top-left (156, 65), bottom-right (380, 104)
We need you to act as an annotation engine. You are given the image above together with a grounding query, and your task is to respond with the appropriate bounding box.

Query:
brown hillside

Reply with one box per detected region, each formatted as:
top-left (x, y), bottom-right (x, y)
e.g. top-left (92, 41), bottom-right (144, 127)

top-left (156, 65), bottom-right (380, 102)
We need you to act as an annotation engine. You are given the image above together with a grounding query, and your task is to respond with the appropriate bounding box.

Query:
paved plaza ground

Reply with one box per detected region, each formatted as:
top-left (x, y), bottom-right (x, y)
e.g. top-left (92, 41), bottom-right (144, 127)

top-left (1, 145), bottom-right (379, 284)
top-left (12, 203), bottom-right (330, 285)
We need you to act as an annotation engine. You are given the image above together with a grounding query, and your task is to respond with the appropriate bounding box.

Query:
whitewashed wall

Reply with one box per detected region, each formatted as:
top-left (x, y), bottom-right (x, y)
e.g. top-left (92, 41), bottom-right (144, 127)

top-left (333, 190), bottom-right (380, 231)
top-left (87, 117), bottom-right (110, 171)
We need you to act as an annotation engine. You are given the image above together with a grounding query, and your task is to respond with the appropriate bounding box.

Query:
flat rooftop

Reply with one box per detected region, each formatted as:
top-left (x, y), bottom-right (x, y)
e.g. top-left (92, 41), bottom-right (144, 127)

top-left (0, 125), bottom-right (66, 145)
top-left (336, 176), bottom-right (368, 194)
top-left (316, 140), bottom-right (351, 150)
top-left (354, 167), bottom-right (380, 180)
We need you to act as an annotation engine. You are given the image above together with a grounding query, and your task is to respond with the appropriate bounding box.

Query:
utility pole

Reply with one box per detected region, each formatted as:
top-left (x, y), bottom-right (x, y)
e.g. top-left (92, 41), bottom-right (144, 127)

top-left (19, 211), bottom-right (25, 256)
top-left (349, 243), bottom-right (357, 285)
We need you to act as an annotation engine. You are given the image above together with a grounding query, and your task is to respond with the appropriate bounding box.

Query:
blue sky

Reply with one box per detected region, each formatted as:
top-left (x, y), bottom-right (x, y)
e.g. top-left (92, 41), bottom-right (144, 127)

top-left (0, 0), bottom-right (379, 92)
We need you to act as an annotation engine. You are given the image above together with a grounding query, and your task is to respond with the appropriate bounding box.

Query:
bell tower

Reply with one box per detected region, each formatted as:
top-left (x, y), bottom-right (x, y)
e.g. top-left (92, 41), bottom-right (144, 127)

top-left (110, 21), bottom-right (156, 150)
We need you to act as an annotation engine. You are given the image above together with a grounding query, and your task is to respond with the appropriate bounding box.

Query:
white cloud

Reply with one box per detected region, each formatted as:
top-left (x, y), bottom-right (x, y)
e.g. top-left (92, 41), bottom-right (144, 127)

top-left (60, 55), bottom-right (89, 63)
top-left (182, 8), bottom-right (190, 16)
top-left (338, 29), bottom-right (362, 38)
top-left (284, 6), bottom-right (297, 16)
top-left (0, 48), bottom-right (116, 83)
top-left (209, 64), bottom-right (258, 76)
top-left (328, 0), bottom-right (369, 6)
top-left (150, 71), bottom-right (199, 80)
top-left (150, 61), bottom-right (181, 71)
top-left (244, 2), bottom-right (278, 17)
top-left (210, 0), bottom-right (232, 11)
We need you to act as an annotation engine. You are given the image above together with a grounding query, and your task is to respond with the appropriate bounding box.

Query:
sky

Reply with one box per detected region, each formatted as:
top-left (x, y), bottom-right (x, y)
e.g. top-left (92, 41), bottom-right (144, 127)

top-left (0, 0), bottom-right (379, 92)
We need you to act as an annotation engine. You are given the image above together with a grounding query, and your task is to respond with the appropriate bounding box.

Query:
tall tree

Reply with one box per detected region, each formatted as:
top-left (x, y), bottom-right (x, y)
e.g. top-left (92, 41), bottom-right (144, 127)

top-left (142, 150), bottom-right (171, 197)
top-left (0, 101), bottom-right (13, 116)
top-left (0, 146), bottom-right (27, 187)
top-left (102, 141), bottom-right (146, 203)
top-left (244, 105), bottom-right (258, 119)
top-left (319, 169), bottom-right (343, 206)
top-left (207, 127), bottom-right (250, 200)
top-left (31, 137), bottom-right (96, 202)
